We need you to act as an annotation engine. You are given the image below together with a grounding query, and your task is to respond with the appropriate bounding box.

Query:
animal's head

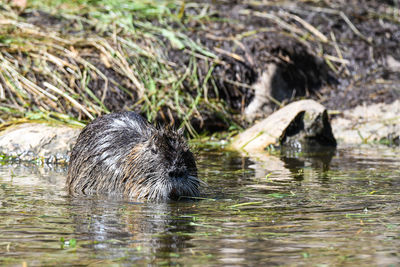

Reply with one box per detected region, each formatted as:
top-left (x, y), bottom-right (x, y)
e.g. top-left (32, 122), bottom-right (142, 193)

top-left (123, 127), bottom-right (200, 201)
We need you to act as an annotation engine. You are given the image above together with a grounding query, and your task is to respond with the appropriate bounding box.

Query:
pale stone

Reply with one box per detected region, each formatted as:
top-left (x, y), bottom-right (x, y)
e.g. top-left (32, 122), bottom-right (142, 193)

top-left (0, 123), bottom-right (81, 163)
top-left (331, 100), bottom-right (400, 145)
top-left (231, 99), bottom-right (335, 153)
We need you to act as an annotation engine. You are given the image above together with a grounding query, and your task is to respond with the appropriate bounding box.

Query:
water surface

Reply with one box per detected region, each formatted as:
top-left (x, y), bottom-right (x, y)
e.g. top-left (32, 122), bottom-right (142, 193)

top-left (0, 146), bottom-right (399, 266)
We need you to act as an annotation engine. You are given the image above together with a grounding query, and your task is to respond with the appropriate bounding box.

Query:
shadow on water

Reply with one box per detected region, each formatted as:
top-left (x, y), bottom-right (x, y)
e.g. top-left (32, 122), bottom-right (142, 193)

top-left (0, 145), bottom-right (400, 265)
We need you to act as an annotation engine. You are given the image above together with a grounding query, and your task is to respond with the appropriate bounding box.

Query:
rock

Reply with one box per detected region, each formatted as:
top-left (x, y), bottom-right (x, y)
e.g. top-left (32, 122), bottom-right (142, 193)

top-left (331, 100), bottom-right (400, 145)
top-left (231, 99), bottom-right (336, 152)
top-left (387, 55), bottom-right (400, 72)
top-left (0, 123), bottom-right (81, 163)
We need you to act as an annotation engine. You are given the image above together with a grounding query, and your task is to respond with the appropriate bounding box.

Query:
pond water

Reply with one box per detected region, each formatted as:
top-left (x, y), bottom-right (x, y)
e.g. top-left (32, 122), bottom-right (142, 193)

top-left (0, 145), bottom-right (399, 266)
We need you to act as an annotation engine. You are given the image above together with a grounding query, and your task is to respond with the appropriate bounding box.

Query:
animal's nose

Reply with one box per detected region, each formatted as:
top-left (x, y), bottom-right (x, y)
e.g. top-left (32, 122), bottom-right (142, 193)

top-left (168, 169), bottom-right (185, 178)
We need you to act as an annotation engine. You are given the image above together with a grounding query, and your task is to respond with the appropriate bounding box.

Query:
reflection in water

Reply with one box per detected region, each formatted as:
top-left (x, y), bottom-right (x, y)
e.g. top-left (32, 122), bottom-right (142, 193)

top-left (68, 197), bottom-right (197, 263)
top-left (279, 145), bottom-right (336, 180)
top-left (248, 145), bottom-right (336, 185)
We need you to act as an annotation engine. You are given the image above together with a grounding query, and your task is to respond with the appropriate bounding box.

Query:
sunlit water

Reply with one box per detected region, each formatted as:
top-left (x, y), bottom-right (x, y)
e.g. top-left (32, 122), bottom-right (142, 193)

top-left (0, 145), bottom-right (399, 266)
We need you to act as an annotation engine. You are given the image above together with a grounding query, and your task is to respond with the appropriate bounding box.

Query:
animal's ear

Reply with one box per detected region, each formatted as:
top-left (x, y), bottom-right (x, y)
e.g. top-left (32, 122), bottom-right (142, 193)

top-left (177, 127), bottom-right (184, 136)
top-left (149, 136), bottom-right (159, 154)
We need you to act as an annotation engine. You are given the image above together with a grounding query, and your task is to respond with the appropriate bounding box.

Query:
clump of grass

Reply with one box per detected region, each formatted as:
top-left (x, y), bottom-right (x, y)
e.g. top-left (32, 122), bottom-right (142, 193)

top-left (0, 0), bottom-right (222, 135)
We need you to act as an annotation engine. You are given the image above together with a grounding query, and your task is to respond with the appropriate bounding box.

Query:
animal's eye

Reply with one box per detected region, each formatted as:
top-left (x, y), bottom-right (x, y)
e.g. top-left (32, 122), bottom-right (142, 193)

top-left (151, 147), bottom-right (158, 154)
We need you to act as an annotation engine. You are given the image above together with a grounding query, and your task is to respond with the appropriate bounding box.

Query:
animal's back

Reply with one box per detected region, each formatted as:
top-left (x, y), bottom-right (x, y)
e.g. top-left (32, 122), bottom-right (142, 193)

top-left (67, 112), bottom-right (154, 194)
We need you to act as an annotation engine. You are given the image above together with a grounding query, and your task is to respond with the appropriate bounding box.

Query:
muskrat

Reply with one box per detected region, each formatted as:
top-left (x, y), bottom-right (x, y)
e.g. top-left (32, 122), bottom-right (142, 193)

top-left (67, 111), bottom-right (201, 201)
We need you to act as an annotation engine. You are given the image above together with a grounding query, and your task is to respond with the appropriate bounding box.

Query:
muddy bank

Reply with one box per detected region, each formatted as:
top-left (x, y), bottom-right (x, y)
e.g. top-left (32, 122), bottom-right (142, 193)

top-left (1, 99), bottom-right (398, 163)
top-left (232, 98), bottom-right (400, 153)
top-left (332, 100), bottom-right (400, 146)
top-left (169, 0), bottom-right (400, 124)
top-left (1, 1), bottom-right (399, 133)
top-left (0, 1), bottom-right (399, 164)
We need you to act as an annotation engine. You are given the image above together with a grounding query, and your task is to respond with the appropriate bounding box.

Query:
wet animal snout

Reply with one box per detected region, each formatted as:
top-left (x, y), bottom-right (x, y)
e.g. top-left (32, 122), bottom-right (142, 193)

top-left (168, 169), bottom-right (186, 178)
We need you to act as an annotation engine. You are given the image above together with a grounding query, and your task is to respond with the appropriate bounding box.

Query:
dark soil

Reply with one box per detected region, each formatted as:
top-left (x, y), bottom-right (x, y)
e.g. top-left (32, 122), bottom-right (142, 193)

top-left (181, 0), bottom-right (400, 111)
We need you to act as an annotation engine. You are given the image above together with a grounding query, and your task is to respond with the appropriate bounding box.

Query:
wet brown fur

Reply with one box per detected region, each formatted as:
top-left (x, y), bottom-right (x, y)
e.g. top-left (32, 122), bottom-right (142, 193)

top-left (67, 112), bottom-right (201, 201)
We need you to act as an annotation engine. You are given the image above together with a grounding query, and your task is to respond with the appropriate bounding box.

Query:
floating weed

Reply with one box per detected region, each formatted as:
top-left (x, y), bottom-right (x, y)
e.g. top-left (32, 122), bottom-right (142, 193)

top-left (60, 237), bottom-right (77, 249)
top-left (385, 224), bottom-right (397, 230)
top-left (229, 201), bottom-right (264, 209)
top-left (302, 252), bottom-right (310, 258)
top-left (267, 192), bottom-right (291, 199)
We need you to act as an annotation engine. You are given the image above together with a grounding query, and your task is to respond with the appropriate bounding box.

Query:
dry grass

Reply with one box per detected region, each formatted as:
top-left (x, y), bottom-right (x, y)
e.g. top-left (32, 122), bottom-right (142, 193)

top-left (0, 0), bottom-right (220, 135)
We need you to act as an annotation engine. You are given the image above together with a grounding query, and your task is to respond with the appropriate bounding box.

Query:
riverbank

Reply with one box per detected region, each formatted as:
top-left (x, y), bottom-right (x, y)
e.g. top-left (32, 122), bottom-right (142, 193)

top-left (0, 0), bottom-right (399, 155)
top-left (1, 1), bottom-right (399, 133)
top-left (1, 98), bottom-right (398, 164)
